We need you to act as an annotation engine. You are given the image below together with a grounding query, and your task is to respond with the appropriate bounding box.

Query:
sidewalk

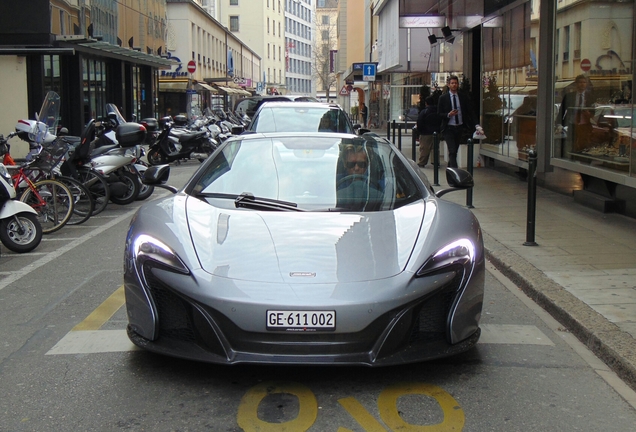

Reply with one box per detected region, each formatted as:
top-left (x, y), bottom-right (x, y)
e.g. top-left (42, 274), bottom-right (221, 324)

top-left (386, 130), bottom-right (636, 391)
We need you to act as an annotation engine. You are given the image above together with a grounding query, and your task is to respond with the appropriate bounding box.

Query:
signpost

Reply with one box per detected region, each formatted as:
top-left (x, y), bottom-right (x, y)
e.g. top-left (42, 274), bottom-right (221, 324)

top-left (580, 59), bottom-right (591, 72)
top-left (363, 63), bottom-right (376, 82)
top-left (187, 60), bottom-right (196, 74)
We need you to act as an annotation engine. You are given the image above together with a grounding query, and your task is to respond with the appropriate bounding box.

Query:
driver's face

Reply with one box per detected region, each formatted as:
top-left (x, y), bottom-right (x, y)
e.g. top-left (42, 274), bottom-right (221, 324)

top-left (346, 151), bottom-right (368, 175)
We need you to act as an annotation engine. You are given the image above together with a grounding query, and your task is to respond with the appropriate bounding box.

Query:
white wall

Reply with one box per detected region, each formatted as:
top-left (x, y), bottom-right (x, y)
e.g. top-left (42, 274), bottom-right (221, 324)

top-left (0, 56), bottom-right (29, 158)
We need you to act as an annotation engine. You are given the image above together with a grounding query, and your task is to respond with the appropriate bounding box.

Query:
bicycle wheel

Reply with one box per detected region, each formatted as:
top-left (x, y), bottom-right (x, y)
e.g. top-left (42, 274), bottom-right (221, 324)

top-left (57, 176), bottom-right (95, 225)
top-left (76, 167), bottom-right (110, 216)
top-left (20, 179), bottom-right (74, 234)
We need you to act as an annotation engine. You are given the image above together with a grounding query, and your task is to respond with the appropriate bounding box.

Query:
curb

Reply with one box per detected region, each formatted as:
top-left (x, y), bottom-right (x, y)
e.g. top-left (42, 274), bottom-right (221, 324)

top-left (482, 231), bottom-right (636, 392)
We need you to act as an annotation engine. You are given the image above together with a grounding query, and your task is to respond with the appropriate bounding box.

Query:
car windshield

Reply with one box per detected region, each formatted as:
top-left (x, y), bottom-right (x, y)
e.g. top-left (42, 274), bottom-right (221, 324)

top-left (189, 134), bottom-right (423, 212)
top-left (248, 106), bottom-right (354, 134)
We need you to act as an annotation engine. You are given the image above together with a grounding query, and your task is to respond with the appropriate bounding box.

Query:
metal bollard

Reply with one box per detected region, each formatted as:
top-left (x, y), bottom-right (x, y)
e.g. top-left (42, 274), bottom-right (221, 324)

top-left (412, 126), bottom-right (417, 161)
top-left (397, 124), bottom-right (402, 150)
top-left (524, 149), bottom-right (538, 246)
top-left (387, 120), bottom-right (391, 142)
top-left (391, 120), bottom-right (396, 144)
top-left (465, 138), bottom-right (474, 208)
top-left (432, 132), bottom-right (440, 186)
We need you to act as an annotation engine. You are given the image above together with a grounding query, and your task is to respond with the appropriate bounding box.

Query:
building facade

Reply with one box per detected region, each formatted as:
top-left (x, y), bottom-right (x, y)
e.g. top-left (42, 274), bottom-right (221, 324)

top-left (0, 0), bottom-right (174, 149)
top-left (358, 0), bottom-right (636, 217)
top-left (162, 0), bottom-right (258, 116)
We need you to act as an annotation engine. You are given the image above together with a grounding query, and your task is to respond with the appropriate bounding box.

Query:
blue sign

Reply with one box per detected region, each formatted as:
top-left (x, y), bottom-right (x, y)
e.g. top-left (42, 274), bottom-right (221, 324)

top-left (363, 63), bottom-right (376, 81)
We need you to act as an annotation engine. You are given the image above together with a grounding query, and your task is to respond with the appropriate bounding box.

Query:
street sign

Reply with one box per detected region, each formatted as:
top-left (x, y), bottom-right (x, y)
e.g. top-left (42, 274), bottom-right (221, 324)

top-left (363, 63), bottom-right (376, 82)
top-left (339, 85), bottom-right (350, 96)
top-left (187, 60), bottom-right (196, 74)
top-left (580, 58), bottom-right (591, 72)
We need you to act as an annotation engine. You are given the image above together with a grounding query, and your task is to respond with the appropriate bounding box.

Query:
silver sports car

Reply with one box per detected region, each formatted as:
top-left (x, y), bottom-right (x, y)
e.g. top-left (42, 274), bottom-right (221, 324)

top-left (124, 132), bottom-right (485, 365)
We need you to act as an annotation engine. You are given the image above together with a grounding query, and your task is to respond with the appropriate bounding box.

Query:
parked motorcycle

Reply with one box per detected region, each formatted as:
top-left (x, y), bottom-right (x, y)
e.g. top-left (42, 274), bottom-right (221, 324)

top-left (0, 161), bottom-right (42, 253)
top-left (147, 115), bottom-right (217, 165)
top-left (59, 104), bottom-right (151, 205)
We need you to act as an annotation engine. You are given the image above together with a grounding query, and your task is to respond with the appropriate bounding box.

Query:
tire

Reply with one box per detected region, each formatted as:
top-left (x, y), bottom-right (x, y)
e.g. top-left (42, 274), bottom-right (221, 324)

top-left (136, 181), bottom-right (154, 201)
top-left (20, 179), bottom-right (74, 234)
top-left (147, 145), bottom-right (167, 166)
top-left (57, 176), bottom-right (95, 225)
top-left (0, 212), bottom-right (43, 253)
top-left (76, 168), bottom-right (110, 216)
top-left (109, 170), bottom-right (139, 205)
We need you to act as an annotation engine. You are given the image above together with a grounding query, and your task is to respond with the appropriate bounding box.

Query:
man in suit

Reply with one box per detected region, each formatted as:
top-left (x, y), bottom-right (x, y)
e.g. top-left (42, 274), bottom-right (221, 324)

top-left (558, 74), bottom-right (593, 153)
top-left (438, 75), bottom-right (476, 168)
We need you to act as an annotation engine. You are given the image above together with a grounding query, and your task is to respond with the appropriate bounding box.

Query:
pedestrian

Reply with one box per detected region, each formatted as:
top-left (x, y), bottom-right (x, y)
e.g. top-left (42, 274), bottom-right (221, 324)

top-left (359, 102), bottom-right (368, 128)
top-left (558, 74), bottom-right (593, 154)
top-left (438, 75), bottom-right (477, 168)
top-left (416, 96), bottom-right (441, 167)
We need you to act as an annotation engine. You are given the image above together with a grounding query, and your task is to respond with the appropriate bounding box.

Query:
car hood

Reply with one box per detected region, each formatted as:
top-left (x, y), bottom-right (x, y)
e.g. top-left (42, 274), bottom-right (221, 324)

top-left (185, 197), bottom-right (426, 284)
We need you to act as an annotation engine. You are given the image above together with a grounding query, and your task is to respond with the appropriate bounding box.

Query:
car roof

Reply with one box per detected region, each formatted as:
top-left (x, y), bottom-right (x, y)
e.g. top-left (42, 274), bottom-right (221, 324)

top-left (255, 101), bottom-right (341, 109)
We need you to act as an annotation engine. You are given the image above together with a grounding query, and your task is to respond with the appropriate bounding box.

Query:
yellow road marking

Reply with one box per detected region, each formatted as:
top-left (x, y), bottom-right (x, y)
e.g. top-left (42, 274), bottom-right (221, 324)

top-left (378, 382), bottom-right (465, 431)
top-left (237, 381), bottom-right (317, 431)
top-left (72, 285), bottom-right (125, 331)
top-left (338, 397), bottom-right (387, 432)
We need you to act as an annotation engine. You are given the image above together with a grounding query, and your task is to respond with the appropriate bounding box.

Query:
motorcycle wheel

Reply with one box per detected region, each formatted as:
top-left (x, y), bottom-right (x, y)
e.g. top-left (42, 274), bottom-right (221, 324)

top-left (109, 171), bottom-right (140, 205)
top-left (147, 146), bottom-right (168, 166)
top-left (136, 181), bottom-right (154, 201)
top-left (76, 168), bottom-right (110, 216)
top-left (0, 213), bottom-right (43, 253)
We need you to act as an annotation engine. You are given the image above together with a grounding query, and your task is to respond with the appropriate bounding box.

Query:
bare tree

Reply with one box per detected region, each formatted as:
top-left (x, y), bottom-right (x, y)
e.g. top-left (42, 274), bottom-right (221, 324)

top-left (312, 8), bottom-right (338, 101)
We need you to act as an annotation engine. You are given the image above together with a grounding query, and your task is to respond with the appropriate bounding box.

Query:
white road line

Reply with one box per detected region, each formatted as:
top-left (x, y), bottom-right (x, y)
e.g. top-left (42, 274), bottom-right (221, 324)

top-left (46, 330), bottom-right (138, 354)
top-left (0, 209), bottom-right (137, 291)
top-left (46, 324), bottom-right (553, 355)
top-left (478, 324), bottom-right (554, 345)
top-left (487, 261), bottom-right (636, 410)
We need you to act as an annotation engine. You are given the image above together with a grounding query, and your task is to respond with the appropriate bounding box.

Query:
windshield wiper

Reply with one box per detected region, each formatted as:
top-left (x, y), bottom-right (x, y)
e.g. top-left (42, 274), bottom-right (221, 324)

top-left (235, 192), bottom-right (304, 212)
top-left (193, 191), bottom-right (303, 211)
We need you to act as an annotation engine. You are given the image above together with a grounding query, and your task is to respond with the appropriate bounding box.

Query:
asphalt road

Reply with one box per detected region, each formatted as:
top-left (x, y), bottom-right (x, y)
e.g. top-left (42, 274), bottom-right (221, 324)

top-left (1, 161), bottom-right (635, 431)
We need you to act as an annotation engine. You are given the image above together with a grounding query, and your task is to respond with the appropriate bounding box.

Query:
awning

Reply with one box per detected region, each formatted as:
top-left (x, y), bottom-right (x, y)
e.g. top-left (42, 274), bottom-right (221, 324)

top-left (55, 35), bottom-right (176, 69)
top-left (195, 82), bottom-right (217, 92)
top-left (217, 86), bottom-right (241, 95)
top-left (555, 81), bottom-right (574, 90)
top-left (159, 81), bottom-right (189, 92)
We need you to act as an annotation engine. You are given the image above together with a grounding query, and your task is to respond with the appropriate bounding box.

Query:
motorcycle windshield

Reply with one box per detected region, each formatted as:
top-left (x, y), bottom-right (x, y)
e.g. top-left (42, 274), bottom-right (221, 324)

top-left (105, 104), bottom-right (127, 126)
top-left (33, 91), bottom-right (61, 143)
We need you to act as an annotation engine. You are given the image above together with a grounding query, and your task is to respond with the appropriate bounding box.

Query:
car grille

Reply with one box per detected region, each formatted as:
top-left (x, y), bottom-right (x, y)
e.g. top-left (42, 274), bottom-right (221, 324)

top-left (408, 271), bottom-right (463, 344)
top-left (145, 271), bottom-right (197, 342)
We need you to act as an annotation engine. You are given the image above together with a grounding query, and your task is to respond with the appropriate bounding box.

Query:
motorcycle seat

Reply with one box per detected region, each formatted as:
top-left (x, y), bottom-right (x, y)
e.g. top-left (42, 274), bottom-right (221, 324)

top-left (90, 144), bottom-right (119, 157)
top-left (178, 131), bottom-right (207, 143)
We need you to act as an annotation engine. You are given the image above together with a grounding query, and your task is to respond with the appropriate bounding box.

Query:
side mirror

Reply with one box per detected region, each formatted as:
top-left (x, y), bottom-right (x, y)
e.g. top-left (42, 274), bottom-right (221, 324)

top-left (435, 168), bottom-right (474, 198)
top-left (142, 164), bottom-right (178, 194)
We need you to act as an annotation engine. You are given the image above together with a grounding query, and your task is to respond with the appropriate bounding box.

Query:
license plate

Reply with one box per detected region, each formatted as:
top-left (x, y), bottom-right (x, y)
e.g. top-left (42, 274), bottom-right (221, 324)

top-left (267, 310), bottom-right (336, 332)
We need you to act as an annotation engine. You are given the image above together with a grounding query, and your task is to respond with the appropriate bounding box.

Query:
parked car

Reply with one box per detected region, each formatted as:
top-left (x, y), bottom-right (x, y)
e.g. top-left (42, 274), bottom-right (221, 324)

top-left (589, 105), bottom-right (636, 147)
top-left (243, 101), bottom-right (356, 134)
top-left (126, 131), bottom-right (485, 365)
top-left (234, 95), bottom-right (319, 119)
top-left (399, 107), bottom-right (419, 122)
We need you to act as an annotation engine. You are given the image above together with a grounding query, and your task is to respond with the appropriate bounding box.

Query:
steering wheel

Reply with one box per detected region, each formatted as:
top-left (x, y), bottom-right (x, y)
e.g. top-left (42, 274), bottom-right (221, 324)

top-left (337, 174), bottom-right (368, 188)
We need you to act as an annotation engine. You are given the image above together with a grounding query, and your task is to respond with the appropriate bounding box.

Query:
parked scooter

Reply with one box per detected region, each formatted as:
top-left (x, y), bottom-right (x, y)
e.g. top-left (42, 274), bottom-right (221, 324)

top-left (61, 104), bottom-right (149, 205)
top-left (147, 115), bottom-right (217, 165)
top-left (0, 161), bottom-right (43, 253)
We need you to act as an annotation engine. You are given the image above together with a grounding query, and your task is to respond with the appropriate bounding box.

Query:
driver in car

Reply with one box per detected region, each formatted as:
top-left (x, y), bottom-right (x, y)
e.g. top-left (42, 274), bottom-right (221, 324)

top-left (336, 143), bottom-right (383, 209)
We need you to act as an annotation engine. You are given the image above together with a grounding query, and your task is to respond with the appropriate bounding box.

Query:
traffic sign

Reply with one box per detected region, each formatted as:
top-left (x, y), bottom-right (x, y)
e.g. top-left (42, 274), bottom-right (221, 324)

top-left (187, 60), bottom-right (196, 74)
top-left (363, 63), bottom-right (376, 82)
top-left (580, 58), bottom-right (591, 72)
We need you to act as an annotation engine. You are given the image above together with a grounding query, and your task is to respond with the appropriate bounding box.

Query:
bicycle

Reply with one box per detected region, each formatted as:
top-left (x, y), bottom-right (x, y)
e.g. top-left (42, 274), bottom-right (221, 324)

top-left (8, 164), bottom-right (74, 234)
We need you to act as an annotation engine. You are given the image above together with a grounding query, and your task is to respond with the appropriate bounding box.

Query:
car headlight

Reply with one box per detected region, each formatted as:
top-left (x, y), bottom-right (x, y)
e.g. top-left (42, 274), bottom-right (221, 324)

top-left (416, 238), bottom-right (475, 277)
top-left (133, 234), bottom-right (190, 274)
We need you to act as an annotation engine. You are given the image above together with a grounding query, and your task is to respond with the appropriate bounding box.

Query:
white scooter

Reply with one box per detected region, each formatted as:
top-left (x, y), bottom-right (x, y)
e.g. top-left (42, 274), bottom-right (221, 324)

top-left (0, 162), bottom-right (42, 253)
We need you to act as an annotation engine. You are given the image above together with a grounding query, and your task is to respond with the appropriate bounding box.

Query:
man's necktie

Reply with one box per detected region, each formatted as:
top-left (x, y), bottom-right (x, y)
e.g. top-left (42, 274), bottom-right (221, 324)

top-left (452, 94), bottom-right (458, 125)
top-left (577, 93), bottom-right (583, 124)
